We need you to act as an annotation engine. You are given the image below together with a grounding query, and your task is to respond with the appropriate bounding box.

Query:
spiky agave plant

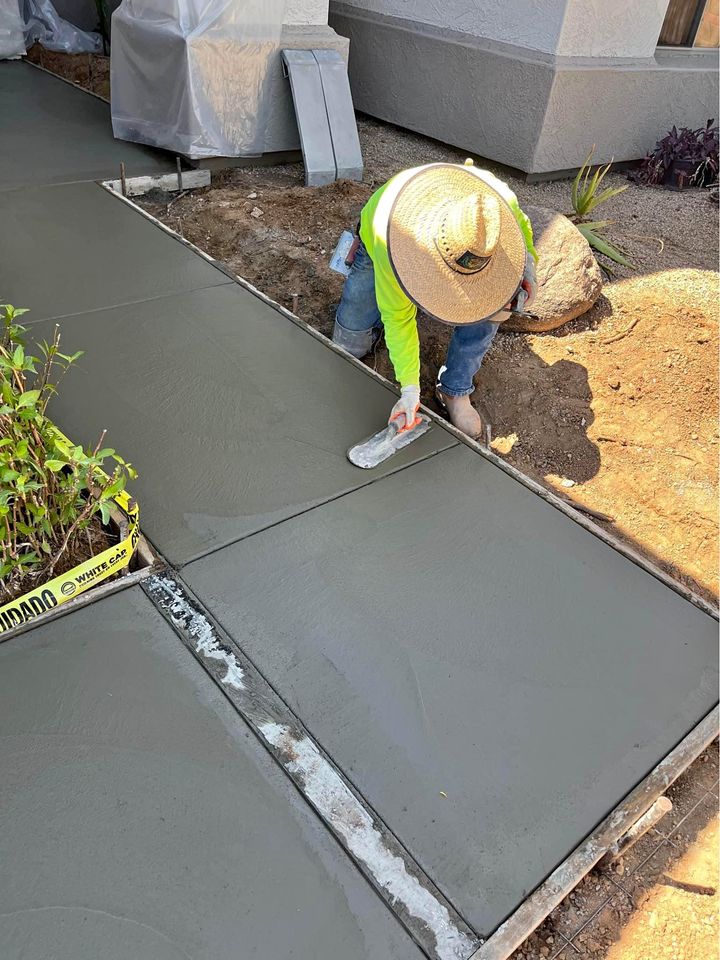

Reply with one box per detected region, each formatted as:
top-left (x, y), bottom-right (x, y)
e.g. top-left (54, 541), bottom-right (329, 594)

top-left (569, 147), bottom-right (633, 268)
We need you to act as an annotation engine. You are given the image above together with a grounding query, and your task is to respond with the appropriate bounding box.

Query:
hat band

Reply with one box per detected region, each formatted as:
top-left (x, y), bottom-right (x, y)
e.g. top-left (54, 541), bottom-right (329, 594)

top-left (452, 249), bottom-right (492, 275)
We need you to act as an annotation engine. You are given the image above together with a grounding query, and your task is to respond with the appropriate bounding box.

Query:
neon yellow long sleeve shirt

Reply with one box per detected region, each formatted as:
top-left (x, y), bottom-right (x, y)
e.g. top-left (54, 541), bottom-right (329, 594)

top-left (359, 167), bottom-right (537, 388)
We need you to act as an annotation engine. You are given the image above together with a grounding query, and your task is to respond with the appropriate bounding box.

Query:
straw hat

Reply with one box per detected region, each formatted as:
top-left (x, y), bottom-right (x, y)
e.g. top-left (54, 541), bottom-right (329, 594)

top-left (386, 161), bottom-right (526, 324)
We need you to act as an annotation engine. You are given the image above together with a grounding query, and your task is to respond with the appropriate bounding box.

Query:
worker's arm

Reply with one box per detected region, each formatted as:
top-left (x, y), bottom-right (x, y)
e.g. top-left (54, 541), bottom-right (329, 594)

top-left (371, 258), bottom-right (422, 428)
top-left (359, 177), bottom-right (422, 425)
top-left (373, 260), bottom-right (420, 390)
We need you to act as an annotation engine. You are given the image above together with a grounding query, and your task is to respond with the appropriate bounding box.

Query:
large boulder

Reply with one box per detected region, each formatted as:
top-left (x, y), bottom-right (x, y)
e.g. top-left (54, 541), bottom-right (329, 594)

top-left (502, 205), bottom-right (603, 333)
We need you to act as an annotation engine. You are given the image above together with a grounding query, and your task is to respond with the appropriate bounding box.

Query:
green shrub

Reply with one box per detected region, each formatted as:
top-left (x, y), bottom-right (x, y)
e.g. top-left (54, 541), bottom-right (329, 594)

top-left (569, 147), bottom-right (633, 269)
top-left (0, 305), bottom-right (136, 602)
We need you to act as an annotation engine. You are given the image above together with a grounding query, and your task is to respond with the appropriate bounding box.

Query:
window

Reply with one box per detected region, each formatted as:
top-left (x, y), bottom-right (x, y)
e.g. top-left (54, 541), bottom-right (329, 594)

top-left (659, 0), bottom-right (719, 47)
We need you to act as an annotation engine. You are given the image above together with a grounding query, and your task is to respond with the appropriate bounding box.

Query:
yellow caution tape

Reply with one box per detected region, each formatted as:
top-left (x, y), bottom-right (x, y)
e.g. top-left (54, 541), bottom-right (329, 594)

top-left (0, 431), bottom-right (140, 635)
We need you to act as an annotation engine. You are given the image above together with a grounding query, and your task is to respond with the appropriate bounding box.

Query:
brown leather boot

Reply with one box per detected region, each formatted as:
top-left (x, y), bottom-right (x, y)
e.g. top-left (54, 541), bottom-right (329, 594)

top-left (436, 388), bottom-right (483, 439)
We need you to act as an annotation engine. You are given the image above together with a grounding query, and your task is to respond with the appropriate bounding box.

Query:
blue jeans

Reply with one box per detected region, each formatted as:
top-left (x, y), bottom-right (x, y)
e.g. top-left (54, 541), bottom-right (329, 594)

top-left (333, 240), bottom-right (499, 397)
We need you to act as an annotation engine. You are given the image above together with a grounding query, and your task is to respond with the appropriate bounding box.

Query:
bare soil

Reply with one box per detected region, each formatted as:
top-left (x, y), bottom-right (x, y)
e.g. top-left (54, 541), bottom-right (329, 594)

top-left (25, 44), bottom-right (110, 100)
top-left (4, 512), bottom-right (116, 604)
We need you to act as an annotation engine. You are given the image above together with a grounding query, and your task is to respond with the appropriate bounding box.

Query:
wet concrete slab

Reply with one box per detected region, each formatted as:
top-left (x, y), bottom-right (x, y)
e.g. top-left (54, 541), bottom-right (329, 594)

top-left (34, 283), bottom-right (456, 565)
top-left (183, 444), bottom-right (719, 936)
top-left (0, 61), bottom-right (173, 191)
top-left (1, 182), bottom-right (230, 323)
top-left (0, 588), bottom-right (424, 960)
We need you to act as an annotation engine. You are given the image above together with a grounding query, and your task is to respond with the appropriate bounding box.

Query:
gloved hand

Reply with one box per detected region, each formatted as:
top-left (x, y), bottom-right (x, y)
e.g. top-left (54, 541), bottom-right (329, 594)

top-left (519, 256), bottom-right (537, 307)
top-left (389, 385), bottom-right (421, 431)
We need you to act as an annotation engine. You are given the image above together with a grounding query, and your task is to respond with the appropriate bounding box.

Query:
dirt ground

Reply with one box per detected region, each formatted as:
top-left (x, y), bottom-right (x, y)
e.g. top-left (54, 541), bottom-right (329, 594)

top-left (25, 44), bottom-right (110, 99)
top-left (29, 52), bottom-right (719, 958)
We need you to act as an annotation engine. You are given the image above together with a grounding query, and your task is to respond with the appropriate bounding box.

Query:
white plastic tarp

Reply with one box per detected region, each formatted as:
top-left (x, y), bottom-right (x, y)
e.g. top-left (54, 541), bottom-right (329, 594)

top-left (0, 0), bottom-right (26, 59)
top-left (23, 0), bottom-right (102, 53)
top-left (111, 0), bottom-right (286, 158)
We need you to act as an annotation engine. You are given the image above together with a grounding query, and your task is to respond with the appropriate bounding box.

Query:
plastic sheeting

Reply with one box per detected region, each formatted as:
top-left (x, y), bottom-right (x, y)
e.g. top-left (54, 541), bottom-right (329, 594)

top-left (23, 0), bottom-right (102, 53)
top-left (111, 0), bottom-right (286, 158)
top-left (0, 0), bottom-right (26, 59)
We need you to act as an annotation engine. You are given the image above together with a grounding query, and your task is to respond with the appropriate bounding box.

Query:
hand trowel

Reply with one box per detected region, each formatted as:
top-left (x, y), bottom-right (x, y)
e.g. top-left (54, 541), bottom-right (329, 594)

top-left (347, 415), bottom-right (431, 469)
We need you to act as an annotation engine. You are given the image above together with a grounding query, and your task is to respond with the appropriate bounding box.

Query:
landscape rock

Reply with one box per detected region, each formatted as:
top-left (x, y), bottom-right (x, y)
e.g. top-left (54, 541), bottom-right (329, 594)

top-left (501, 205), bottom-right (603, 334)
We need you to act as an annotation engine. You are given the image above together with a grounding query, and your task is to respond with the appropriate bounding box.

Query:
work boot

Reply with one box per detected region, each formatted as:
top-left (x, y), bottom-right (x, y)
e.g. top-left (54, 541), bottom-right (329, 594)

top-left (435, 388), bottom-right (483, 439)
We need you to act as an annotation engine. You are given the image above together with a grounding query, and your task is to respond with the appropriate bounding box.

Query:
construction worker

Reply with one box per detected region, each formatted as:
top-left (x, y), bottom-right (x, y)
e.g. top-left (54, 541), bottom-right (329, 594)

top-left (333, 160), bottom-right (538, 438)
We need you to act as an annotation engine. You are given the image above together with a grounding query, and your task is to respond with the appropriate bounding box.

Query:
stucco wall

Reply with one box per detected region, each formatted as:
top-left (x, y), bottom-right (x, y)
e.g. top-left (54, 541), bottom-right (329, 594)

top-left (330, 2), bottom-right (719, 174)
top-left (286, 0), bottom-right (329, 24)
top-left (556, 0), bottom-right (671, 58)
top-left (336, 0), bottom-right (675, 58)
top-left (336, 0), bottom-right (568, 53)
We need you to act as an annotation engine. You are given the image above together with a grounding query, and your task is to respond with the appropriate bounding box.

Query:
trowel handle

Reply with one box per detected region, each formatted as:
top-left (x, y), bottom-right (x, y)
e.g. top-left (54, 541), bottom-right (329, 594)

top-left (345, 235), bottom-right (360, 266)
top-left (389, 412), bottom-right (423, 435)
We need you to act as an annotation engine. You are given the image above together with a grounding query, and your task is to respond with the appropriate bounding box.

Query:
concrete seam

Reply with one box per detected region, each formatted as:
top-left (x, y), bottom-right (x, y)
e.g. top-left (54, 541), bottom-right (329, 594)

top-left (19, 281), bottom-right (235, 327)
top-left (141, 572), bottom-right (482, 960)
top-left (176, 444), bottom-right (458, 568)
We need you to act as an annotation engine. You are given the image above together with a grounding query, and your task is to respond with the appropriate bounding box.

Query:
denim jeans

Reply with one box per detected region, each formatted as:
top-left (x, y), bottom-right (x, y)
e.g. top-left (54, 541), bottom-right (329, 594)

top-left (333, 240), bottom-right (500, 397)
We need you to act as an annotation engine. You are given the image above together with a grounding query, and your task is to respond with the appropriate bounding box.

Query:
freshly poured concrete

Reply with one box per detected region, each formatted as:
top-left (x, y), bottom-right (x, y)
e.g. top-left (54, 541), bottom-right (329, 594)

top-left (1, 182), bottom-right (230, 323)
top-left (0, 61), bottom-right (173, 191)
top-left (36, 283), bottom-right (455, 564)
top-left (184, 444), bottom-right (719, 935)
top-left (0, 589), bottom-right (423, 960)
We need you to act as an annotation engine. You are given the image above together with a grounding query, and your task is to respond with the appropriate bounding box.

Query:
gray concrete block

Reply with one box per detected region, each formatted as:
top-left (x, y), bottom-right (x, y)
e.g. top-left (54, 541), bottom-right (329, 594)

top-left (314, 48), bottom-right (364, 181)
top-left (0, 588), bottom-right (423, 960)
top-left (282, 49), bottom-right (337, 185)
top-left (0, 182), bottom-right (230, 323)
top-left (184, 444), bottom-right (718, 936)
top-left (35, 283), bottom-right (456, 565)
top-left (264, 24), bottom-right (350, 154)
top-left (0, 61), bottom-right (173, 191)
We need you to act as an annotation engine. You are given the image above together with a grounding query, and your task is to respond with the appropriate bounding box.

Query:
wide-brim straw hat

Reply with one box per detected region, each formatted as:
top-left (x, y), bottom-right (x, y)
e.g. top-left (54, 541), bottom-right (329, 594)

top-left (386, 162), bottom-right (526, 325)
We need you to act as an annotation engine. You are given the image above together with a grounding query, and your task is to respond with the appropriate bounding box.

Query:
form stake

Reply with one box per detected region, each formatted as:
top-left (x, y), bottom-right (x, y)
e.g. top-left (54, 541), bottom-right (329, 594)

top-left (176, 158), bottom-right (183, 191)
top-left (119, 162), bottom-right (127, 197)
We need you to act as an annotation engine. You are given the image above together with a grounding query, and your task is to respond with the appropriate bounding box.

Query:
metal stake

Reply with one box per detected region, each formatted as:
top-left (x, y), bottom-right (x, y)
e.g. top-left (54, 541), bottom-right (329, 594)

top-left (119, 162), bottom-right (127, 198)
top-left (599, 796), bottom-right (673, 867)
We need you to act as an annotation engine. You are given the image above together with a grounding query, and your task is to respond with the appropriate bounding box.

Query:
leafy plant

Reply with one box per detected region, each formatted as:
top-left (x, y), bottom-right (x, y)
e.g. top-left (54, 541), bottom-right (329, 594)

top-left (0, 305), bottom-right (136, 602)
top-left (635, 120), bottom-right (719, 188)
top-left (568, 147), bottom-right (633, 268)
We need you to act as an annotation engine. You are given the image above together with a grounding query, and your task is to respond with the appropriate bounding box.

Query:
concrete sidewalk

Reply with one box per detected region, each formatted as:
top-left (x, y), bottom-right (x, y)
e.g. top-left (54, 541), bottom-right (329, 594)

top-left (1, 61), bottom-right (717, 960)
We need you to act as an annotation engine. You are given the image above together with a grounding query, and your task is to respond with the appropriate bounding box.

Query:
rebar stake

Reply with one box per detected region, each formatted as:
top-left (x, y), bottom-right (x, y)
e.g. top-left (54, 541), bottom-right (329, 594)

top-left (119, 162), bottom-right (127, 198)
top-left (600, 796), bottom-right (673, 867)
